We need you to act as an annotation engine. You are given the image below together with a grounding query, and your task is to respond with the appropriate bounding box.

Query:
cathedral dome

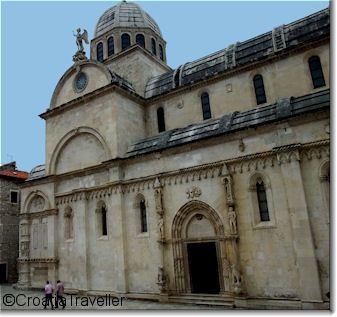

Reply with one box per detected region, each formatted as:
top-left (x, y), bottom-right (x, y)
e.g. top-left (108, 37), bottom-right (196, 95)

top-left (95, 1), bottom-right (162, 38)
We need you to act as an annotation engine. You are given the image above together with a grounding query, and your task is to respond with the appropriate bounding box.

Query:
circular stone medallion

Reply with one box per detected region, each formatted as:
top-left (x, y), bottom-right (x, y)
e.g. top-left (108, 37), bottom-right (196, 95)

top-left (74, 72), bottom-right (88, 93)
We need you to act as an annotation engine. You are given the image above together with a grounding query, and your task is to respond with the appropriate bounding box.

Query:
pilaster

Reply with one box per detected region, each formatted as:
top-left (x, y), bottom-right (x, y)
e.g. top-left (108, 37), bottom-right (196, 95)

top-left (276, 147), bottom-right (322, 302)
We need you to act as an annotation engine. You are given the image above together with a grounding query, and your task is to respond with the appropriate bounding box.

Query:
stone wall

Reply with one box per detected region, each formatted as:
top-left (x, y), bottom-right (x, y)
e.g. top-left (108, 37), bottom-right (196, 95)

top-left (18, 109), bottom-right (329, 307)
top-left (0, 178), bottom-right (21, 283)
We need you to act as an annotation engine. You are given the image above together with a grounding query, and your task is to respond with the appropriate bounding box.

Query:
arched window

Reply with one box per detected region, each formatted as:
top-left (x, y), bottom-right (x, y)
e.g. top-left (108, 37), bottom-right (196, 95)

top-left (253, 74), bottom-right (267, 105)
top-left (159, 44), bottom-right (164, 61)
top-left (151, 38), bottom-right (157, 56)
top-left (308, 56), bottom-right (325, 88)
top-left (64, 206), bottom-right (74, 240)
top-left (201, 92), bottom-right (212, 120)
top-left (96, 42), bottom-right (104, 62)
top-left (101, 205), bottom-right (107, 236)
top-left (136, 34), bottom-right (145, 48)
top-left (157, 107), bottom-right (166, 132)
top-left (249, 174), bottom-right (275, 228)
top-left (140, 199), bottom-right (147, 233)
top-left (121, 33), bottom-right (131, 51)
top-left (108, 36), bottom-right (114, 56)
top-left (256, 180), bottom-right (270, 221)
top-left (96, 202), bottom-right (108, 237)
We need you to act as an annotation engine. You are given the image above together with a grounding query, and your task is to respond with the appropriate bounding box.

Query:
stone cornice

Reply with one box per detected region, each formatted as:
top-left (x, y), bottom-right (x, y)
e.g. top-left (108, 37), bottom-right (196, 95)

top-left (20, 208), bottom-right (58, 220)
top-left (40, 82), bottom-right (145, 120)
top-left (54, 140), bottom-right (329, 204)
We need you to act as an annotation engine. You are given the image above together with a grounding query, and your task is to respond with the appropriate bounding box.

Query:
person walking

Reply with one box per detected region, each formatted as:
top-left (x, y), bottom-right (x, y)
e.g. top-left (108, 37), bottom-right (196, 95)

top-left (43, 281), bottom-right (54, 309)
top-left (55, 280), bottom-right (66, 309)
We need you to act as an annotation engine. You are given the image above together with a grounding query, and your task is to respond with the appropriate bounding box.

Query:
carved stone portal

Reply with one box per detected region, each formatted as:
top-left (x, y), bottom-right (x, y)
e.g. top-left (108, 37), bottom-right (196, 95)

top-left (172, 201), bottom-right (227, 293)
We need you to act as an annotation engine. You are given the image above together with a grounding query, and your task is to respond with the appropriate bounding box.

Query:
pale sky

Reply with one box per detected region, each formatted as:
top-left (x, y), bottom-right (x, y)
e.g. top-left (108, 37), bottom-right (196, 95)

top-left (1, 1), bottom-right (329, 172)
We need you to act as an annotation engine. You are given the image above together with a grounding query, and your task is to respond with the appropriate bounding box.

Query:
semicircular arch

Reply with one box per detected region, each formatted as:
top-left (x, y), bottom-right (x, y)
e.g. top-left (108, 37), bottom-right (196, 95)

top-left (50, 61), bottom-right (113, 108)
top-left (49, 126), bottom-right (111, 174)
top-left (23, 190), bottom-right (51, 213)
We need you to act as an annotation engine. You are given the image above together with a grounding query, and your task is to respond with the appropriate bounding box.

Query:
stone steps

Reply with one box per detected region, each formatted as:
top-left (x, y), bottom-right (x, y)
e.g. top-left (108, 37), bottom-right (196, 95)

top-left (168, 294), bottom-right (235, 308)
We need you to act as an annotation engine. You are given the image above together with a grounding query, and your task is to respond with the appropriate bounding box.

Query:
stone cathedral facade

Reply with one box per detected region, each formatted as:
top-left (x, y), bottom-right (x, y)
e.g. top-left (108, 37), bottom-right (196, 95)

top-left (17, 1), bottom-right (329, 309)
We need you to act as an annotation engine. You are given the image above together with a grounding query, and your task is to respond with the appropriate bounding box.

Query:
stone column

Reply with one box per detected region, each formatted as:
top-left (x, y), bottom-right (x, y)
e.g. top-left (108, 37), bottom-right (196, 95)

top-left (221, 166), bottom-right (243, 295)
top-left (277, 148), bottom-right (322, 302)
top-left (154, 178), bottom-right (168, 298)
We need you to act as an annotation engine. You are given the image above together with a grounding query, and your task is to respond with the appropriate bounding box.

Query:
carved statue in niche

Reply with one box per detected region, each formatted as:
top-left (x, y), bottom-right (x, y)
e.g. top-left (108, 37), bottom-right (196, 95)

top-left (228, 206), bottom-right (237, 234)
top-left (222, 258), bottom-right (231, 290)
top-left (158, 217), bottom-right (165, 241)
top-left (223, 176), bottom-right (234, 206)
top-left (20, 241), bottom-right (30, 257)
top-left (157, 266), bottom-right (168, 292)
top-left (231, 264), bottom-right (242, 295)
top-left (154, 188), bottom-right (163, 214)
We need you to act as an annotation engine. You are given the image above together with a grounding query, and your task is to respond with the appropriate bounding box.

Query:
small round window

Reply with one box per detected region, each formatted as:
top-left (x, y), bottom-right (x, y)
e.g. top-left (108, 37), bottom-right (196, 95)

top-left (74, 72), bottom-right (88, 93)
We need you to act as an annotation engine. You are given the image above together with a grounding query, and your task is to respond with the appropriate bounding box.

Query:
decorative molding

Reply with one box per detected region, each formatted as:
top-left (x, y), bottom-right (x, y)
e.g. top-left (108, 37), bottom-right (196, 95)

top-left (276, 150), bottom-right (300, 165)
top-left (17, 258), bottom-right (59, 263)
top-left (23, 190), bottom-right (51, 213)
top-left (228, 156), bottom-right (275, 174)
top-left (185, 186), bottom-right (202, 199)
top-left (301, 144), bottom-right (329, 161)
top-left (51, 140), bottom-right (329, 203)
top-left (20, 209), bottom-right (58, 220)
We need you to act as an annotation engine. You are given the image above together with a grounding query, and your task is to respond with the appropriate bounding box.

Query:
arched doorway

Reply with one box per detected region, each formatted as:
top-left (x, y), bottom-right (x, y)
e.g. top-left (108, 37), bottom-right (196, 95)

top-left (172, 200), bottom-right (229, 294)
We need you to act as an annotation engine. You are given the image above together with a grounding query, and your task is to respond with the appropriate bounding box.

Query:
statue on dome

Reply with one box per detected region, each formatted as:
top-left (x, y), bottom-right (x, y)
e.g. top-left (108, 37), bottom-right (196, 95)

top-left (72, 28), bottom-right (89, 63)
top-left (74, 28), bottom-right (89, 52)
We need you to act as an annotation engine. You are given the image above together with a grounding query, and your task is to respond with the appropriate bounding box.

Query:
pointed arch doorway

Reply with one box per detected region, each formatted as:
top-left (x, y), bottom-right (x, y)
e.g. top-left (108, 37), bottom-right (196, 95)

top-left (172, 200), bottom-right (230, 295)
